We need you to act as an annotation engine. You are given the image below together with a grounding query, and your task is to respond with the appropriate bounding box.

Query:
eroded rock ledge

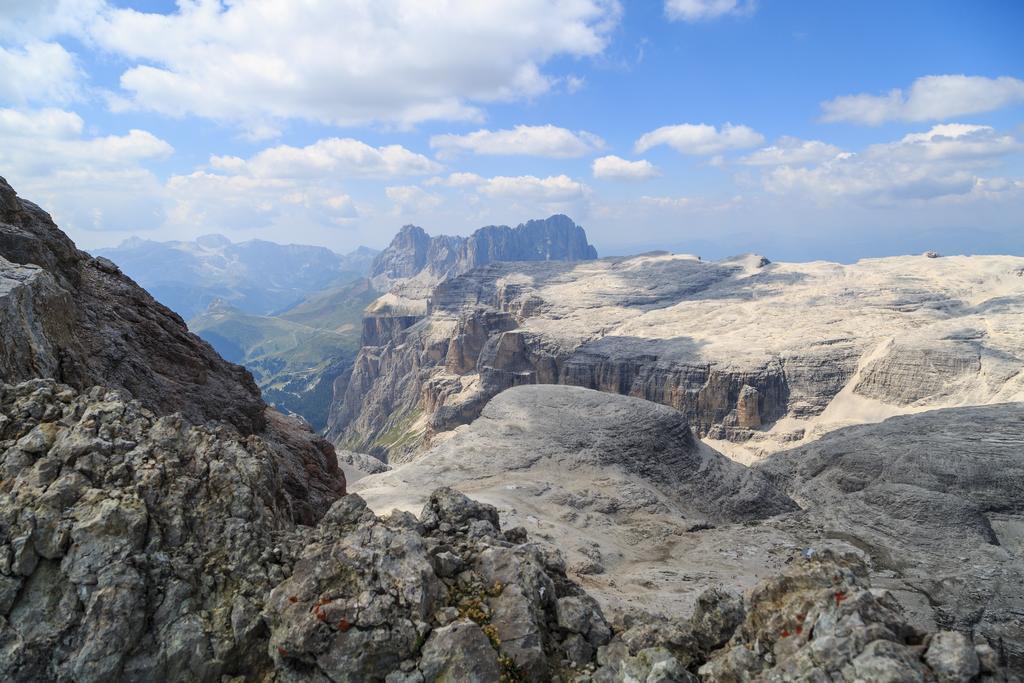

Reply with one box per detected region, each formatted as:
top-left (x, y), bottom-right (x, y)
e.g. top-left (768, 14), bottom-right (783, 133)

top-left (0, 380), bottom-right (1010, 681)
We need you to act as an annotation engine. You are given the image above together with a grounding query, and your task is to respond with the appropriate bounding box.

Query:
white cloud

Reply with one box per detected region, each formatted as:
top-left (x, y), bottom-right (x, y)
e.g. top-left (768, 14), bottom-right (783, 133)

top-left (0, 42), bottom-right (81, 105)
top-left (0, 107), bottom-right (172, 234)
top-left (739, 137), bottom-right (843, 166)
top-left (0, 0), bottom-right (104, 42)
top-left (0, 108), bottom-right (173, 172)
top-left (164, 135), bottom-right (437, 232)
top-left (430, 124), bottom-right (604, 158)
top-left (664, 0), bottom-right (753, 21)
top-left (820, 75), bottom-right (1024, 125)
top-left (426, 172), bottom-right (487, 188)
top-left (592, 155), bottom-right (659, 179)
top-left (640, 195), bottom-right (693, 209)
top-left (165, 171), bottom-right (362, 234)
top-left (635, 123), bottom-right (764, 155)
top-left (386, 185), bottom-right (443, 214)
top-left (88, 0), bottom-right (622, 133)
top-left (476, 174), bottom-right (589, 201)
top-left (209, 138), bottom-right (440, 179)
top-left (762, 123), bottom-right (1021, 201)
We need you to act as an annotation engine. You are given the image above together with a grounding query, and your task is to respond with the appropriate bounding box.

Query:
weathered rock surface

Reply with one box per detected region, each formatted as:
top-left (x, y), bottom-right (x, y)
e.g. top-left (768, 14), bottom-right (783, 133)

top-left (263, 487), bottom-right (618, 682)
top-left (4, 388), bottom-right (1004, 683)
top-left (0, 177), bottom-right (345, 524)
top-left (0, 176), bottom-right (265, 435)
top-left (354, 385), bottom-right (796, 523)
top-left (0, 380), bottom-right (302, 681)
top-left (759, 403), bottom-right (1024, 670)
top-left (337, 448), bottom-right (392, 485)
top-left (353, 387), bottom-right (1024, 674)
top-left (695, 551), bottom-right (999, 682)
top-left (329, 250), bottom-right (1024, 463)
top-left (0, 381), bottom-right (618, 681)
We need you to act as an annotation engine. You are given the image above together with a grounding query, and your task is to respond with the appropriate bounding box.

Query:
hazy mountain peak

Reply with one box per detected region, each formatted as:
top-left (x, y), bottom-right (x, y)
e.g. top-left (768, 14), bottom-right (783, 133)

top-left (370, 214), bottom-right (598, 291)
top-left (195, 233), bottom-right (232, 248)
top-left (95, 234), bottom-right (378, 318)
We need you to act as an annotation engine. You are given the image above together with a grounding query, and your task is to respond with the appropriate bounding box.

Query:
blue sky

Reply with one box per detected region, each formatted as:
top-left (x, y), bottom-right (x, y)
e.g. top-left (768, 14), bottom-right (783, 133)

top-left (1, 0), bottom-right (1022, 261)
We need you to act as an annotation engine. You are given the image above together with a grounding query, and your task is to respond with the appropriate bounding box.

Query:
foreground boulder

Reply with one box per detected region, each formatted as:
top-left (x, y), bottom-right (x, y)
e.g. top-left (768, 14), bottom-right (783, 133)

top-left (265, 487), bottom-right (611, 681)
top-left (589, 551), bottom-right (1010, 682)
top-left (697, 551), bottom-right (1007, 682)
top-left (0, 380), bottom-right (300, 680)
top-left (0, 380), bottom-right (612, 681)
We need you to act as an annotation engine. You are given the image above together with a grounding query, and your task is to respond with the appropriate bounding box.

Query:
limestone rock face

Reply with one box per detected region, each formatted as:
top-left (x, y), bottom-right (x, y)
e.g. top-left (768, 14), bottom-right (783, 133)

top-left (0, 176), bottom-right (265, 435)
top-left (697, 552), bottom-right (975, 682)
top-left (368, 214), bottom-right (597, 294)
top-left (370, 215), bottom-right (597, 281)
top-left (330, 249), bottom-right (1024, 463)
top-left (759, 402), bottom-right (1024, 669)
top-left (262, 488), bottom-right (615, 682)
top-left (0, 380), bottom-right (301, 681)
top-left (0, 177), bottom-right (345, 525)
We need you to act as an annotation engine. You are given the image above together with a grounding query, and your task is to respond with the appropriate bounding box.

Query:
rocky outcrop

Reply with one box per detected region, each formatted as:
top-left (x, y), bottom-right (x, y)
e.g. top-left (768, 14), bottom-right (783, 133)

top-left (265, 488), bottom-right (615, 681)
top-left (695, 551), bottom-right (1004, 682)
top-left (0, 177), bottom-right (345, 524)
top-left (0, 176), bottom-right (265, 435)
top-left (330, 250), bottom-right (1024, 462)
top-left (368, 215), bottom-right (597, 293)
top-left (0, 381), bottom-right (615, 681)
top-left (352, 386), bottom-right (1024, 672)
top-left (758, 402), bottom-right (1024, 669)
top-left (0, 380), bottom-right (300, 681)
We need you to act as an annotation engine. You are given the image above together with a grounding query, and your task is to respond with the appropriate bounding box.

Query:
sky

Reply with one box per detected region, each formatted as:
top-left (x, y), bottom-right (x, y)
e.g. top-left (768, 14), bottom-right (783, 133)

top-left (1, 0), bottom-right (1022, 261)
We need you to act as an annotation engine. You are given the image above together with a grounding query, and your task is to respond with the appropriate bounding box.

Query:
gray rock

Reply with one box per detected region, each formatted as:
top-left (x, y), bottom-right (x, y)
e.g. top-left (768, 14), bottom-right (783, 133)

top-left (0, 380), bottom-right (306, 681)
top-left (594, 642), bottom-right (697, 683)
top-left (760, 403), bottom-right (1024, 669)
top-left (924, 632), bottom-right (980, 683)
top-left (329, 242), bottom-right (1023, 468)
top-left (418, 619), bottom-right (502, 682)
top-left (337, 449), bottom-right (391, 474)
top-left (0, 176), bottom-right (345, 525)
top-left (420, 486), bottom-right (501, 532)
top-left (432, 550), bottom-right (464, 578)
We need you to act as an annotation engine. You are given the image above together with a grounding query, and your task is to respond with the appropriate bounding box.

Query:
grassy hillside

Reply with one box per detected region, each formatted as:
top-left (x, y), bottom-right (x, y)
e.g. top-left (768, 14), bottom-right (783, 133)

top-left (189, 283), bottom-right (377, 430)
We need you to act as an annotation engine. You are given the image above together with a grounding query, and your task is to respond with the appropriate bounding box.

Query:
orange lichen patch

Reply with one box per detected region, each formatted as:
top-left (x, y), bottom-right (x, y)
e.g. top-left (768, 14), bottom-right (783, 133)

top-left (338, 618), bottom-right (351, 632)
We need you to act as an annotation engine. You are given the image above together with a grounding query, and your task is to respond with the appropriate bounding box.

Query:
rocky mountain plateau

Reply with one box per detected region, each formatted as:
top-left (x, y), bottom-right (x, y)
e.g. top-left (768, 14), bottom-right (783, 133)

top-left (1, 176), bottom-right (1019, 681)
top-left (328, 249), bottom-right (1024, 465)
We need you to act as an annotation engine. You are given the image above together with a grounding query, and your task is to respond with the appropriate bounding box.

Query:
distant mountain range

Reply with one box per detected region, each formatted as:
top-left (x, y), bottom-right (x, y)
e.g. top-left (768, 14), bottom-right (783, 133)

top-left (369, 214), bottom-right (598, 297)
top-left (96, 217), bottom-right (598, 429)
top-left (95, 234), bottom-right (378, 319)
